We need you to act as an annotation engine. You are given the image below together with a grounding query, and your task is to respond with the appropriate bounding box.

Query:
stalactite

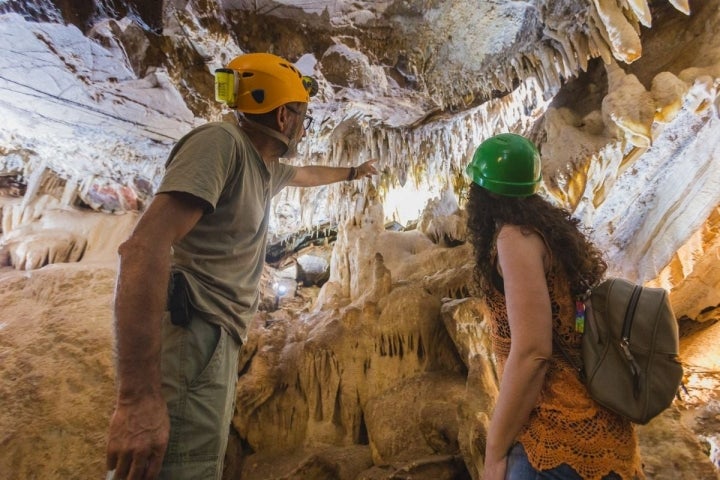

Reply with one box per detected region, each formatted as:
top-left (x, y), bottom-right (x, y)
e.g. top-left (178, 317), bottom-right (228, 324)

top-left (592, 0), bottom-right (643, 63)
top-left (669, 0), bottom-right (691, 15)
top-left (624, 0), bottom-right (653, 28)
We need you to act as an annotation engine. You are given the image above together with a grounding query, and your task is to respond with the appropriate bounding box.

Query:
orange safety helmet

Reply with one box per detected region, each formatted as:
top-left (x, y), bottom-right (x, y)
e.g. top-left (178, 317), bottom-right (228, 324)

top-left (215, 52), bottom-right (317, 114)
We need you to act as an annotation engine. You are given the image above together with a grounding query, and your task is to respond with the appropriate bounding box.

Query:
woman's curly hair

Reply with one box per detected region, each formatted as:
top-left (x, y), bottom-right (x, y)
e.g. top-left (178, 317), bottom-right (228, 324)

top-left (466, 184), bottom-right (607, 297)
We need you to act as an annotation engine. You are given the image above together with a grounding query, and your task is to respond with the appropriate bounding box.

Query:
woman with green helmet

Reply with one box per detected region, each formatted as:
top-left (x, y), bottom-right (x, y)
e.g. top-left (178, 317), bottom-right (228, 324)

top-left (465, 133), bottom-right (643, 480)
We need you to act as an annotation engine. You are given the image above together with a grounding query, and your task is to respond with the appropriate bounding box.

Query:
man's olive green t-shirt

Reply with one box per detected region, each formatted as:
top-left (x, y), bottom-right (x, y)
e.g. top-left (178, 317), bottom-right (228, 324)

top-left (157, 121), bottom-right (296, 343)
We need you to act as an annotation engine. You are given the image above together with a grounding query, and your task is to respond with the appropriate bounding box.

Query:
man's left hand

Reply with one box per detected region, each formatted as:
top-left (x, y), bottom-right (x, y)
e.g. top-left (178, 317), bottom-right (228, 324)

top-left (356, 159), bottom-right (379, 178)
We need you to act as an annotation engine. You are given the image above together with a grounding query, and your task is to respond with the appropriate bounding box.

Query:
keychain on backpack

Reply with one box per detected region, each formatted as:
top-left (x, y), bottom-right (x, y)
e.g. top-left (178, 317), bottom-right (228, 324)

top-left (575, 300), bottom-right (585, 333)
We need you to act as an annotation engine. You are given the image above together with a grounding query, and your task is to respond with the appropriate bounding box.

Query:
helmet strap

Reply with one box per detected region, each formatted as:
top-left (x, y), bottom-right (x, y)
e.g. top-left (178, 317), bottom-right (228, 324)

top-left (235, 112), bottom-right (292, 156)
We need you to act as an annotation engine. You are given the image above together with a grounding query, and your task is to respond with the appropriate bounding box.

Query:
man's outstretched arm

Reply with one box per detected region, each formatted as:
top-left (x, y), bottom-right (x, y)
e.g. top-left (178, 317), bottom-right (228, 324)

top-left (288, 159), bottom-right (378, 187)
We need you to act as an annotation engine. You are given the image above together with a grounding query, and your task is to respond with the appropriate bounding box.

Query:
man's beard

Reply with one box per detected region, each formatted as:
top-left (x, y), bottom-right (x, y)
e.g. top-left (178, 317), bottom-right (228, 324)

top-left (281, 124), bottom-right (303, 159)
top-left (235, 112), bottom-right (302, 159)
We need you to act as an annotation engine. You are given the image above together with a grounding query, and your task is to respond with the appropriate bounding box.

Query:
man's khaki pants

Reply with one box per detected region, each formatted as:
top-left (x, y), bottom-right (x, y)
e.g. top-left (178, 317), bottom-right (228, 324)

top-left (159, 313), bottom-right (241, 480)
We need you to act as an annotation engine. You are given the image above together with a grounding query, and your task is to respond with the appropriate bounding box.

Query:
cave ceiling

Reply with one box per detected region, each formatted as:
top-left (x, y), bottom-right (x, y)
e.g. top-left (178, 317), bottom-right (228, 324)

top-left (0, 0), bottom-right (702, 196)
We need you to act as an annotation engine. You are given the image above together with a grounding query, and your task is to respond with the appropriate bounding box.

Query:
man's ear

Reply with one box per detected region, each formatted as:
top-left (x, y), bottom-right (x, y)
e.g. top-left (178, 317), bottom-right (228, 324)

top-left (276, 105), bottom-right (290, 130)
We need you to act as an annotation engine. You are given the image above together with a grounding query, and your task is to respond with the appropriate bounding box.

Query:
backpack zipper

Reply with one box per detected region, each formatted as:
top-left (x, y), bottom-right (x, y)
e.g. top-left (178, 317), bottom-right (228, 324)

top-left (620, 285), bottom-right (643, 397)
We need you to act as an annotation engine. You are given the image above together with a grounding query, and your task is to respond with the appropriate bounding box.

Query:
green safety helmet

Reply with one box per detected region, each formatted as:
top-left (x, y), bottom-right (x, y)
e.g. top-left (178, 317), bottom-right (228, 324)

top-left (465, 133), bottom-right (542, 197)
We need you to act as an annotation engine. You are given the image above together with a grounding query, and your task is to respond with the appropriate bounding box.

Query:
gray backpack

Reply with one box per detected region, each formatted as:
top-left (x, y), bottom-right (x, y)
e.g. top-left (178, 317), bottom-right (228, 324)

top-left (555, 278), bottom-right (684, 424)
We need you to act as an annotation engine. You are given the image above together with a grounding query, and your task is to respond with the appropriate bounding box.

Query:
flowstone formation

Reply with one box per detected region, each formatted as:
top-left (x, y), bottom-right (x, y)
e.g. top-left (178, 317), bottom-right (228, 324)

top-left (232, 195), bottom-right (495, 479)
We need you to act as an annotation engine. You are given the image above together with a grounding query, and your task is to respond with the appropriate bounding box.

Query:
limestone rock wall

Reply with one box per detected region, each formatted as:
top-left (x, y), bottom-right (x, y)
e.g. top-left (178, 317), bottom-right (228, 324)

top-left (0, 263), bottom-right (117, 478)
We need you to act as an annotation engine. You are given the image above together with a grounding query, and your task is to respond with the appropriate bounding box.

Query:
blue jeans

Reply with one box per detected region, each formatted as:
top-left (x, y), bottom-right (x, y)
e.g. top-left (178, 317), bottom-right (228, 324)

top-left (506, 443), bottom-right (622, 480)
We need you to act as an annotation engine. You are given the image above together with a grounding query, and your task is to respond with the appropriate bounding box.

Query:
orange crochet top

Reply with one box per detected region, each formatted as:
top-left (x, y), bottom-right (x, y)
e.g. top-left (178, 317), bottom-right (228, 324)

top-left (484, 258), bottom-right (644, 479)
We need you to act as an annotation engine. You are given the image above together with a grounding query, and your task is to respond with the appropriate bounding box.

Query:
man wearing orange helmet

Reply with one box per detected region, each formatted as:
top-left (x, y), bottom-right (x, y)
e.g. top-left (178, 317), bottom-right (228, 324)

top-left (106, 52), bottom-right (378, 480)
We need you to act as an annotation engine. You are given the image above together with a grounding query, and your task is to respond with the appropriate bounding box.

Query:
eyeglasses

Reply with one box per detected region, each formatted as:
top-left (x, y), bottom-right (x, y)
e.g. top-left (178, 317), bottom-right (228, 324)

top-left (286, 106), bottom-right (313, 130)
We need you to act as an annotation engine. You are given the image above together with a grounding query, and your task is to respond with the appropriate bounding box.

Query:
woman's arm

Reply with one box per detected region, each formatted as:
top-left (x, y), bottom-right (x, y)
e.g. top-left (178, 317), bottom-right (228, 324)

top-left (483, 224), bottom-right (553, 480)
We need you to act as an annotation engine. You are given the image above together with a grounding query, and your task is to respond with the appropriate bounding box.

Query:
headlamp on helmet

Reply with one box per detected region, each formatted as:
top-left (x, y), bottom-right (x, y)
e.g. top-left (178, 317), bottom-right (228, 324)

top-left (214, 68), bottom-right (238, 106)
